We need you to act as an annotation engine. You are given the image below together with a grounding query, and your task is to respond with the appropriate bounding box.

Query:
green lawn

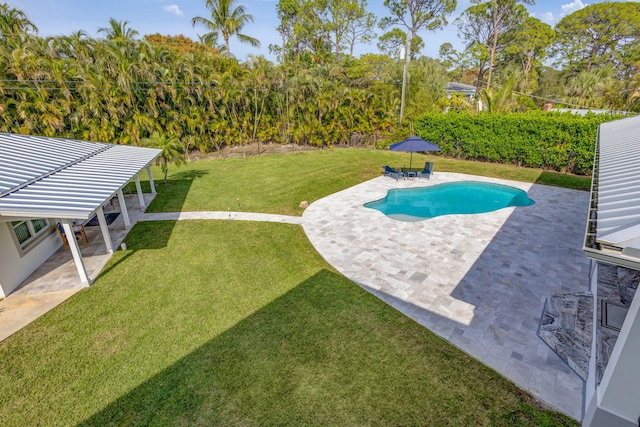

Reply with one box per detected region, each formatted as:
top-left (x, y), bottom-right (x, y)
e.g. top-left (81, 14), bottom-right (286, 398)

top-left (0, 221), bottom-right (576, 426)
top-left (0, 150), bottom-right (584, 426)
top-left (146, 149), bottom-right (591, 215)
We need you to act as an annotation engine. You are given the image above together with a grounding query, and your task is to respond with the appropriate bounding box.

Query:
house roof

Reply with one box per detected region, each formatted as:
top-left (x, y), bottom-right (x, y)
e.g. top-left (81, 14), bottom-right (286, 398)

top-left (0, 133), bottom-right (161, 220)
top-left (583, 115), bottom-right (640, 268)
top-left (551, 108), bottom-right (625, 116)
top-left (596, 115), bottom-right (640, 245)
top-left (446, 82), bottom-right (476, 95)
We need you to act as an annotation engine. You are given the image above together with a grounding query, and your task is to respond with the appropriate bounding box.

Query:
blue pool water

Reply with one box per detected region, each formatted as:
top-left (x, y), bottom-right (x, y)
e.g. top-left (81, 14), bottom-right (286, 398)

top-left (364, 181), bottom-right (534, 221)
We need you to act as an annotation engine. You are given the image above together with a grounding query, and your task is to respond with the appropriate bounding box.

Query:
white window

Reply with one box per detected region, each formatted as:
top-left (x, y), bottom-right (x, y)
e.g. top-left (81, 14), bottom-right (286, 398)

top-left (11, 219), bottom-right (50, 247)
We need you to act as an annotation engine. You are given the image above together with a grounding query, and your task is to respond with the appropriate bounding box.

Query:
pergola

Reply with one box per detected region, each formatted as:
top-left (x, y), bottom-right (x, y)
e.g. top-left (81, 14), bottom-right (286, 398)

top-left (0, 133), bottom-right (161, 284)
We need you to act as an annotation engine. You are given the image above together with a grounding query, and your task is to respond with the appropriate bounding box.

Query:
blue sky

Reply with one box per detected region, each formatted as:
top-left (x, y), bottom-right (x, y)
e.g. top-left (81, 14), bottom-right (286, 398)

top-left (6, 0), bottom-right (632, 61)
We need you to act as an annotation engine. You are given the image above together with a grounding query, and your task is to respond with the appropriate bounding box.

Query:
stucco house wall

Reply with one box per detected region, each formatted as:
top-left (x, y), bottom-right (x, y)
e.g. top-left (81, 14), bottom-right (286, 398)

top-left (0, 222), bottom-right (62, 298)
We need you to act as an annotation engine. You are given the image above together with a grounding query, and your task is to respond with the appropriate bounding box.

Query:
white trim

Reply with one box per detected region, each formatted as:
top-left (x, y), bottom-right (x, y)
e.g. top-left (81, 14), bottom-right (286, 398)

top-left (11, 218), bottom-right (51, 248)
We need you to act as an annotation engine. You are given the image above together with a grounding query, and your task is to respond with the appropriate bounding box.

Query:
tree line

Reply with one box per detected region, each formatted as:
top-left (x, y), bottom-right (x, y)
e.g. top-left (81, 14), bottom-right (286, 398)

top-left (0, 0), bottom-right (638, 158)
top-left (445, 0), bottom-right (640, 112)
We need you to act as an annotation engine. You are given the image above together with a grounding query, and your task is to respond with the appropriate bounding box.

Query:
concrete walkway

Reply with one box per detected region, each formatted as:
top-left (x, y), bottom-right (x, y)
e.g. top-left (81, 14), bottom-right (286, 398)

top-left (0, 290), bottom-right (80, 342)
top-left (302, 173), bottom-right (590, 420)
top-left (139, 211), bottom-right (303, 224)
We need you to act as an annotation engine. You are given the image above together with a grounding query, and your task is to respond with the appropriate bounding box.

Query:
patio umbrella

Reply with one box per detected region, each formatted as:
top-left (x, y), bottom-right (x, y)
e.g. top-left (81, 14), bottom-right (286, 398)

top-left (389, 136), bottom-right (440, 170)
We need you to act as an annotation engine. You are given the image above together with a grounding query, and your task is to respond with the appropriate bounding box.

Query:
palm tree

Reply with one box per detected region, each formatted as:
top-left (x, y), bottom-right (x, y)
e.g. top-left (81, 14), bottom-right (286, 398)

top-left (142, 131), bottom-right (186, 184)
top-left (246, 55), bottom-right (271, 145)
top-left (480, 76), bottom-right (517, 113)
top-left (98, 18), bottom-right (139, 43)
top-left (191, 0), bottom-right (260, 56)
top-left (0, 3), bottom-right (38, 47)
top-left (53, 31), bottom-right (95, 63)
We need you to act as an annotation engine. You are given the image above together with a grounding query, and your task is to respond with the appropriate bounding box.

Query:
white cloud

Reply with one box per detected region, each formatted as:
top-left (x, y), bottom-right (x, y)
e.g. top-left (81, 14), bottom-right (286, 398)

top-left (537, 12), bottom-right (555, 25)
top-left (561, 0), bottom-right (587, 17)
top-left (162, 4), bottom-right (184, 16)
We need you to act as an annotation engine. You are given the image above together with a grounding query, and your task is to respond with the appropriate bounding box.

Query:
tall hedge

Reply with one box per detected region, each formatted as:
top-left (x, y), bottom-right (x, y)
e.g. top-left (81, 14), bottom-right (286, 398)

top-left (415, 112), bottom-right (623, 175)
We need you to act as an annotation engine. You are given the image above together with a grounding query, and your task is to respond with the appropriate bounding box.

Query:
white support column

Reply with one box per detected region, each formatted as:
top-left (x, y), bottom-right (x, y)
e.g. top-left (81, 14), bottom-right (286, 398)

top-left (146, 165), bottom-right (156, 194)
top-left (118, 188), bottom-right (131, 229)
top-left (585, 261), bottom-right (599, 409)
top-left (61, 219), bottom-right (90, 285)
top-left (583, 285), bottom-right (640, 427)
top-left (134, 176), bottom-right (146, 210)
top-left (96, 205), bottom-right (114, 254)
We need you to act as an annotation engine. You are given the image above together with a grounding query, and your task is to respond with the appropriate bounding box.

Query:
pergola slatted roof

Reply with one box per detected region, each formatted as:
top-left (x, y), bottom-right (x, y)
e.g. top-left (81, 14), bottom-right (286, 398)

top-left (595, 115), bottom-right (640, 246)
top-left (0, 133), bottom-right (160, 220)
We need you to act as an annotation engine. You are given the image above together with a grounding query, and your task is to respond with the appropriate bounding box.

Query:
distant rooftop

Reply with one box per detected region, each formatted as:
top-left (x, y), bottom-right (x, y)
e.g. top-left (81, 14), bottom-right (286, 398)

top-left (552, 108), bottom-right (628, 116)
top-left (446, 82), bottom-right (476, 95)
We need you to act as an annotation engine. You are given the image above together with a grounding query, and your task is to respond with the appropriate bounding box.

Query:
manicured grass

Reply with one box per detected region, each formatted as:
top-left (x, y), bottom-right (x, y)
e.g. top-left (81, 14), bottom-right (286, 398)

top-left (0, 221), bottom-right (576, 426)
top-left (146, 149), bottom-right (591, 215)
top-left (0, 150), bottom-right (586, 425)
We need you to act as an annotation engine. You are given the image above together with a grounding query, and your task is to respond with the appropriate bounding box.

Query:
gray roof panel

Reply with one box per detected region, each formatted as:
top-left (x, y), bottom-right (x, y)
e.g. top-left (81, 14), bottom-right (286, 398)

top-left (596, 115), bottom-right (640, 245)
top-left (0, 134), bottom-right (161, 219)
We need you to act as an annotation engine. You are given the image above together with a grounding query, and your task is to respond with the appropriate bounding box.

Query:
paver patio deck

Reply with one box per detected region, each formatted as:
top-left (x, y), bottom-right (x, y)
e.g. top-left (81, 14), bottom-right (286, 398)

top-left (301, 172), bottom-right (590, 420)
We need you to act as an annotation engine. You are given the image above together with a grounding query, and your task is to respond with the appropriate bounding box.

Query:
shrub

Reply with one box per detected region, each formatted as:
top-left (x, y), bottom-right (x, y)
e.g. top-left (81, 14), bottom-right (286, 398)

top-left (415, 111), bottom-right (622, 175)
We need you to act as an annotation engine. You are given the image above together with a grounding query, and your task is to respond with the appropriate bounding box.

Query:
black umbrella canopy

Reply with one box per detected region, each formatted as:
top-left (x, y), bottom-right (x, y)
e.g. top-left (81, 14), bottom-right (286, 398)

top-left (389, 136), bottom-right (440, 169)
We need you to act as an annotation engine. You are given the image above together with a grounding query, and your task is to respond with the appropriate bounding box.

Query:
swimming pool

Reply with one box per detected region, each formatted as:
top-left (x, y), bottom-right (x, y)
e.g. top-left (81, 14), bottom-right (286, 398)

top-left (364, 181), bottom-right (534, 221)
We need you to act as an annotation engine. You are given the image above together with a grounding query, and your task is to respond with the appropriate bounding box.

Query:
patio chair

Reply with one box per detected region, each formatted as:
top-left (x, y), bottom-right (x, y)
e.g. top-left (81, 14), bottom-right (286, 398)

top-left (417, 162), bottom-right (434, 179)
top-left (383, 165), bottom-right (404, 181)
top-left (56, 222), bottom-right (88, 250)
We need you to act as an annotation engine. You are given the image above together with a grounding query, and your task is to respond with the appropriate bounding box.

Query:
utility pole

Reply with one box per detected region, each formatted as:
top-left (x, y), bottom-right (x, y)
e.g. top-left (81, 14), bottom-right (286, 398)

top-left (400, 31), bottom-right (412, 122)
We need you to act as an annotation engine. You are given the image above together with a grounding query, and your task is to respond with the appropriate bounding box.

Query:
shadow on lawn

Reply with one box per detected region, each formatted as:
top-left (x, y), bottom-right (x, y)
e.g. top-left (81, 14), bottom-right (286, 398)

top-left (102, 168), bottom-right (209, 275)
top-left (76, 268), bottom-right (535, 427)
top-left (146, 169), bottom-right (209, 213)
